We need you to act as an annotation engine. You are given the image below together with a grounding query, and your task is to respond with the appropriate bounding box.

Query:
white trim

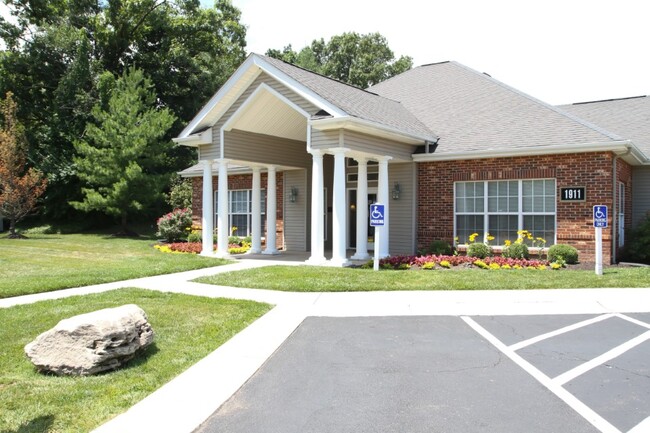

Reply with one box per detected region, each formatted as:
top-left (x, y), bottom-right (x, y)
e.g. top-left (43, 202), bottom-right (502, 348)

top-left (172, 127), bottom-right (213, 147)
top-left (178, 56), bottom-right (262, 138)
top-left (222, 82), bottom-right (310, 134)
top-left (312, 116), bottom-right (433, 145)
top-left (413, 140), bottom-right (646, 164)
top-left (252, 54), bottom-right (347, 118)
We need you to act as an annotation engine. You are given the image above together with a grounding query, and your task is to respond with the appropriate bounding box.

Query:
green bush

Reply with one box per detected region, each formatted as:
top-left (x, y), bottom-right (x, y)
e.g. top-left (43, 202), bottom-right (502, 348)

top-left (548, 244), bottom-right (579, 264)
top-left (156, 208), bottom-right (192, 242)
top-left (503, 243), bottom-right (529, 259)
top-left (622, 215), bottom-right (650, 264)
top-left (187, 231), bottom-right (201, 243)
top-left (467, 242), bottom-right (490, 259)
top-left (425, 239), bottom-right (453, 255)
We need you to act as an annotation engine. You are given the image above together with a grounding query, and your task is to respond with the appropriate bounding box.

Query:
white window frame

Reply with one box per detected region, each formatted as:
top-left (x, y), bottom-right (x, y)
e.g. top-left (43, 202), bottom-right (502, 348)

top-left (215, 189), bottom-right (265, 237)
top-left (454, 179), bottom-right (557, 245)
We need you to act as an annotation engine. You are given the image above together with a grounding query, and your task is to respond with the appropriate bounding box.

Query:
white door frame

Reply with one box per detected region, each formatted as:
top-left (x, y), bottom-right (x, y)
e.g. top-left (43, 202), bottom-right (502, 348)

top-left (347, 187), bottom-right (378, 250)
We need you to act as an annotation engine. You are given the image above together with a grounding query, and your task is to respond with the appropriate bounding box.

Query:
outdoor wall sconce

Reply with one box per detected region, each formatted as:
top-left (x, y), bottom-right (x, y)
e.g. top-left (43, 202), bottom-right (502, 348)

top-left (392, 182), bottom-right (401, 200)
top-left (289, 186), bottom-right (298, 203)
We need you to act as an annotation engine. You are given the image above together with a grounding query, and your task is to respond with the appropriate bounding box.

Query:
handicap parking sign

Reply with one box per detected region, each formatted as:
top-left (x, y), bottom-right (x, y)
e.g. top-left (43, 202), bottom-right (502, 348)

top-left (370, 204), bottom-right (385, 227)
top-left (593, 205), bottom-right (608, 228)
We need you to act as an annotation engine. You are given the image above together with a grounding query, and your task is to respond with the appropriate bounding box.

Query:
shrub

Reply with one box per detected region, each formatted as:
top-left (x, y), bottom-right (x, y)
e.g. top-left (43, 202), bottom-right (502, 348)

top-left (467, 242), bottom-right (490, 259)
top-left (156, 208), bottom-right (193, 242)
top-left (503, 243), bottom-right (529, 259)
top-left (473, 259), bottom-right (489, 269)
top-left (547, 244), bottom-right (579, 264)
top-left (187, 231), bottom-right (201, 243)
top-left (425, 240), bottom-right (453, 256)
top-left (421, 261), bottom-right (436, 270)
top-left (622, 215), bottom-right (650, 264)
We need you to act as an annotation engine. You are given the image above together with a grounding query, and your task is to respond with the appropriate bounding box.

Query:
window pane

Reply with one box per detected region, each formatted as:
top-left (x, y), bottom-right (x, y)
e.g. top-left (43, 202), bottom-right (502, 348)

top-left (456, 182), bottom-right (465, 197)
top-left (523, 215), bottom-right (555, 246)
top-left (488, 197), bottom-right (497, 212)
top-left (231, 214), bottom-right (249, 237)
top-left (475, 196), bottom-right (484, 211)
top-left (456, 197), bottom-right (464, 213)
top-left (488, 215), bottom-right (518, 245)
top-left (456, 215), bottom-right (483, 244)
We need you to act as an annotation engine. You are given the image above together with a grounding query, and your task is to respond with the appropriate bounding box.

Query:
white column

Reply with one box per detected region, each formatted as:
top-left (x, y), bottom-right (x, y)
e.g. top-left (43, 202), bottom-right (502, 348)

top-left (307, 150), bottom-right (326, 264)
top-left (263, 166), bottom-right (279, 255)
top-left (250, 167), bottom-right (262, 254)
top-left (377, 156), bottom-right (391, 258)
top-left (216, 159), bottom-right (230, 258)
top-left (200, 159), bottom-right (214, 256)
top-left (351, 156), bottom-right (370, 260)
top-left (330, 148), bottom-right (349, 266)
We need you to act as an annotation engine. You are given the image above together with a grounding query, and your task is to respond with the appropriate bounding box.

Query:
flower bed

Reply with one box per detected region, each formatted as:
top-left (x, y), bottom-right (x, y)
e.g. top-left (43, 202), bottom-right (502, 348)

top-left (154, 242), bottom-right (250, 255)
top-left (375, 254), bottom-right (552, 270)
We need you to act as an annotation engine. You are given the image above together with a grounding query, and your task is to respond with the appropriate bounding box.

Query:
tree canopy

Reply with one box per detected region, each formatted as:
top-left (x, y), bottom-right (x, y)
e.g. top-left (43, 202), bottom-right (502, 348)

top-left (0, 92), bottom-right (47, 237)
top-left (72, 68), bottom-right (175, 232)
top-left (266, 32), bottom-right (413, 88)
top-left (0, 0), bottom-right (247, 219)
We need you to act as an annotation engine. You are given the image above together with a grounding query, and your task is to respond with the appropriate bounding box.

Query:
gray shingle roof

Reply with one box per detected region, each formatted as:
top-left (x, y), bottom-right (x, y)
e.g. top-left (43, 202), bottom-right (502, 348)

top-left (260, 55), bottom-right (437, 140)
top-left (368, 61), bottom-right (621, 154)
top-left (559, 96), bottom-right (650, 158)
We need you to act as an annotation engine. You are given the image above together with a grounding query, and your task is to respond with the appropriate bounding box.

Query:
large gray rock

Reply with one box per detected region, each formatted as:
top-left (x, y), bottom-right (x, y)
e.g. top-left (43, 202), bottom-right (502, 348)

top-left (25, 304), bottom-right (155, 376)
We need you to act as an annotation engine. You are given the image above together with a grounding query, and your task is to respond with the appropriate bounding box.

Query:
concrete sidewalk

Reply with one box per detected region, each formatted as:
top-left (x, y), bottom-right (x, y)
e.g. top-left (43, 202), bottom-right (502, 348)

top-left (3, 261), bottom-right (650, 433)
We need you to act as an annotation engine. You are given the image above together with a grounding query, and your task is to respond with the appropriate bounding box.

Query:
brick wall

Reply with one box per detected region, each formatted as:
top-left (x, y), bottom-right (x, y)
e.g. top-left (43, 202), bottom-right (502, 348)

top-left (417, 152), bottom-right (621, 263)
top-left (191, 172), bottom-right (284, 250)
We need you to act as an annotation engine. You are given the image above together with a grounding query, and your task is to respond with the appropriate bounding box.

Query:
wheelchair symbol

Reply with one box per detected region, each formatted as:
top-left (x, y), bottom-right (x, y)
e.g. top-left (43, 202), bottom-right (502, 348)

top-left (371, 205), bottom-right (384, 219)
top-left (595, 208), bottom-right (605, 219)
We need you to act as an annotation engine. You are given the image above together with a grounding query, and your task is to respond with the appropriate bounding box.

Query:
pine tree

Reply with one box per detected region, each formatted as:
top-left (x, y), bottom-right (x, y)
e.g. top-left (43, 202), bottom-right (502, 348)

top-left (0, 93), bottom-right (47, 237)
top-left (72, 68), bottom-right (175, 234)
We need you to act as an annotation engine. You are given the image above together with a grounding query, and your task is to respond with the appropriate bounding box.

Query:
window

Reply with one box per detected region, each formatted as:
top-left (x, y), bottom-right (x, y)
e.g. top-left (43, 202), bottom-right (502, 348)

top-left (455, 179), bottom-right (556, 245)
top-left (215, 189), bottom-right (265, 237)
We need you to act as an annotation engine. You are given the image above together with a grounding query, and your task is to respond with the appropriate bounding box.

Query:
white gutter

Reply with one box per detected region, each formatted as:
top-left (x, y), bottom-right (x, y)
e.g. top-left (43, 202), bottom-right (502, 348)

top-left (312, 116), bottom-right (435, 145)
top-left (412, 140), bottom-right (648, 164)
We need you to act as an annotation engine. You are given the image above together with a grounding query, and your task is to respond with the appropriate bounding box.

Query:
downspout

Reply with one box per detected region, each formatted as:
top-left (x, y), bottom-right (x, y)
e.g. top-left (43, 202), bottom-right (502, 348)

top-left (612, 147), bottom-right (631, 263)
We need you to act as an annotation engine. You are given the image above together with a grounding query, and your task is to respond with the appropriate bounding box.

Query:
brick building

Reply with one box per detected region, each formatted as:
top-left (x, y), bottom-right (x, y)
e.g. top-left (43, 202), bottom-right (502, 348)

top-left (176, 54), bottom-right (649, 264)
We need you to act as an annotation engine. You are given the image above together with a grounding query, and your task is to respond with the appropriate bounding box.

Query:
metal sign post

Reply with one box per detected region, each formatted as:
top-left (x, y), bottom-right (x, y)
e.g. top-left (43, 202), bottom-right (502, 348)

top-left (593, 205), bottom-right (608, 276)
top-left (370, 203), bottom-right (385, 271)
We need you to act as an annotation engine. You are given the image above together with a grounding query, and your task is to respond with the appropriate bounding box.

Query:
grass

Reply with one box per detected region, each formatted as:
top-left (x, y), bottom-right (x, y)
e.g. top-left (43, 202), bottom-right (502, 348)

top-left (0, 288), bottom-right (271, 433)
top-left (195, 265), bottom-right (650, 291)
top-left (0, 233), bottom-right (230, 298)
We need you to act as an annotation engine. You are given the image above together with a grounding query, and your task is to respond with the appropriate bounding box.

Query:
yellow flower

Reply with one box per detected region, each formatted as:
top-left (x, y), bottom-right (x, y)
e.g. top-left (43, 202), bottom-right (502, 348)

top-left (504, 239), bottom-right (512, 247)
top-left (468, 233), bottom-right (479, 243)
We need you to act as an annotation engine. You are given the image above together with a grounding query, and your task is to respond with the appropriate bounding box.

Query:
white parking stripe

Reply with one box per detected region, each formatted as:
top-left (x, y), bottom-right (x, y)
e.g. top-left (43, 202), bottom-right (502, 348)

top-left (509, 313), bottom-right (615, 351)
top-left (462, 316), bottom-right (622, 433)
top-left (553, 330), bottom-right (650, 386)
top-left (614, 313), bottom-right (650, 330)
top-left (629, 416), bottom-right (650, 433)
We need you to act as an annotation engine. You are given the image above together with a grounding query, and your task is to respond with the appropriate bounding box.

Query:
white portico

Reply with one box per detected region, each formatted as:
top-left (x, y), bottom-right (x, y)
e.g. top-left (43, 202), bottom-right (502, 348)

top-left (174, 53), bottom-right (437, 265)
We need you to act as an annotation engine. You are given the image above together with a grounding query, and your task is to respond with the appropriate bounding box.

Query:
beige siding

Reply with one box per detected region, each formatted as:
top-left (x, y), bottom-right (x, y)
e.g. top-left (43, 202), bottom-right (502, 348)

top-left (199, 72), bottom-right (319, 160)
top-left (283, 170), bottom-right (308, 251)
top-left (632, 166), bottom-right (650, 227)
top-left (388, 162), bottom-right (417, 255)
top-left (224, 130), bottom-right (310, 168)
top-left (310, 129), bottom-right (339, 149)
top-left (343, 130), bottom-right (416, 161)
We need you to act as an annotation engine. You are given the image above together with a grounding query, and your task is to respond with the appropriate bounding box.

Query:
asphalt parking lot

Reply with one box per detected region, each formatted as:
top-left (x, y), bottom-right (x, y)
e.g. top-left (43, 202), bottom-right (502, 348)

top-left (195, 314), bottom-right (650, 433)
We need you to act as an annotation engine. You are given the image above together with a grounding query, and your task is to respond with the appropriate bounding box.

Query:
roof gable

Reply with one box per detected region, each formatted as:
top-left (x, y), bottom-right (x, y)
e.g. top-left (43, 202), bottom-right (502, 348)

top-left (178, 54), bottom-right (437, 143)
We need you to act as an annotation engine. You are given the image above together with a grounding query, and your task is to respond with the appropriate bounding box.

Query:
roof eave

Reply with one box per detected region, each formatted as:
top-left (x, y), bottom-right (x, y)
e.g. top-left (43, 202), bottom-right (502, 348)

top-left (172, 127), bottom-right (213, 147)
top-left (412, 141), bottom-right (647, 165)
top-left (311, 116), bottom-right (436, 145)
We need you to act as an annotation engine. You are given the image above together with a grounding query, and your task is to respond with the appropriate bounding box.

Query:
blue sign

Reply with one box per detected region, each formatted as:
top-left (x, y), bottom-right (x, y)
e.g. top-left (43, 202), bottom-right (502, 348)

top-left (370, 203), bottom-right (385, 227)
top-left (593, 205), bottom-right (608, 228)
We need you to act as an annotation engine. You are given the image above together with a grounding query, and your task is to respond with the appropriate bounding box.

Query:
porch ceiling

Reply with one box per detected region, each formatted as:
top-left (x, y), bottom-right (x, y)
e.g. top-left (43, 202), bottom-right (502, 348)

top-left (226, 89), bottom-right (308, 142)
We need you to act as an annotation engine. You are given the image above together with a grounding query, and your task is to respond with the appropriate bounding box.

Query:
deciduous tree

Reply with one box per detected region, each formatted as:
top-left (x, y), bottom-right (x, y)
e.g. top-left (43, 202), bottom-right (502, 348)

top-left (266, 32), bottom-right (412, 88)
top-left (0, 93), bottom-right (47, 238)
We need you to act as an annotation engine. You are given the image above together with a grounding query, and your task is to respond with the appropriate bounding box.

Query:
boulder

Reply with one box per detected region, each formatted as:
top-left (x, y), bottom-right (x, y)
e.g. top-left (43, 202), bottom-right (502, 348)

top-left (25, 304), bottom-right (154, 376)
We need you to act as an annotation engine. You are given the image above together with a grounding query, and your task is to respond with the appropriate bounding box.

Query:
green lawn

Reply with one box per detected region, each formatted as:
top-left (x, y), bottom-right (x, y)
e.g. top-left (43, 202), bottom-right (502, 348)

top-left (0, 233), bottom-right (230, 298)
top-left (195, 265), bottom-right (650, 291)
top-left (0, 288), bottom-right (271, 433)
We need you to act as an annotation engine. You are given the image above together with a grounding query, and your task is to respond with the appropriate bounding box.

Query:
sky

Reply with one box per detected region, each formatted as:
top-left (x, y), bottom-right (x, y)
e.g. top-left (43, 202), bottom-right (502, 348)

top-left (206, 0), bottom-right (649, 106)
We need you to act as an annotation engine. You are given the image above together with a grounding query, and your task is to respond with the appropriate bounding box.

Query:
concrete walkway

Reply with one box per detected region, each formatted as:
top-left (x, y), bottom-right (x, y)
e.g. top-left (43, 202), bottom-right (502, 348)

top-left (3, 259), bottom-right (650, 433)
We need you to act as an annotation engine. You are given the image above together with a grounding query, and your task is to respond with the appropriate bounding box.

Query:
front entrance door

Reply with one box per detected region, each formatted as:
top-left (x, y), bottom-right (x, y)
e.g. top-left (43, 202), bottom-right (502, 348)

top-left (348, 188), bottom-right (378, 250)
